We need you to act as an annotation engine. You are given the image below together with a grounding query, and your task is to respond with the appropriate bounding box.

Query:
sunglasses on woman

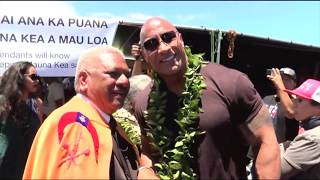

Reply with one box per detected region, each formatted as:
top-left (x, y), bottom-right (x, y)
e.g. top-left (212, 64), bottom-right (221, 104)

top-left (142, 31), bottom-right (178, 51)
top-left (25, 74), bottom-right (40, 81)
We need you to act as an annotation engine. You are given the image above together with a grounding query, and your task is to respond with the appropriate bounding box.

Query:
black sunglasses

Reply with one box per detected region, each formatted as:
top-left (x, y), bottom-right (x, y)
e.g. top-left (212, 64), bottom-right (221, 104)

top-left (142, 31), bottom-right (177, 51)
top-left (27, 74), bottom-right (40, 81)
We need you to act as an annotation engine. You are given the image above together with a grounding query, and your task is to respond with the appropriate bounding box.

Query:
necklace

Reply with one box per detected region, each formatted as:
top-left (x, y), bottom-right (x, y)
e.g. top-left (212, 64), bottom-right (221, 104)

top-left (113, 108), bottom-right (141, 147)
top-left (143, 46), bottom-right (206, 180)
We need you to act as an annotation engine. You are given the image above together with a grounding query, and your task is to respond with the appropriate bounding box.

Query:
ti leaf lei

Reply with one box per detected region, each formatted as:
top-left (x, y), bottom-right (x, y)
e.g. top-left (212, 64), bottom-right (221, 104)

top-left (143, 46), bottom-right (206, 180)
top-left (113, 108), bottom-right (141, 147)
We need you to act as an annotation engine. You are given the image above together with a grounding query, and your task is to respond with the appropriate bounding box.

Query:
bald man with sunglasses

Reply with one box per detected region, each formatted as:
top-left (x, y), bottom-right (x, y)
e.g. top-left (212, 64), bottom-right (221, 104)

top-left (132, 17), bottom-right (280, 179)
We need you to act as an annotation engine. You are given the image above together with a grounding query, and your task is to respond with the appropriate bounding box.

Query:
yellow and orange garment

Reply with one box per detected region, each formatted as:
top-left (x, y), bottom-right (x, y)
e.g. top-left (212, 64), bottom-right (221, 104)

top-left (23, 95), bottom-right (138, 179)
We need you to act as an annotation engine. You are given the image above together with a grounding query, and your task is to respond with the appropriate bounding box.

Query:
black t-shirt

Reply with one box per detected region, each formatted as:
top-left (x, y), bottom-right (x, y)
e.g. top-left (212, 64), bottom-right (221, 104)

top-left (133, 63), bottom-right (263, 179)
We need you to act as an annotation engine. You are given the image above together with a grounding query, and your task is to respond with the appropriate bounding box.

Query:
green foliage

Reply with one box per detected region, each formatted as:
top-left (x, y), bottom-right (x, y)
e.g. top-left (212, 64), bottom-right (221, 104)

top-left (143, 46), bottom-right (206, 180)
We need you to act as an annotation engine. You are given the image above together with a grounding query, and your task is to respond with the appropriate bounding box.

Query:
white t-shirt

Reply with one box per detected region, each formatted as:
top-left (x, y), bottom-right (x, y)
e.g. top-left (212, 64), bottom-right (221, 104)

top-left (43, 81), bottom-right (65, 116)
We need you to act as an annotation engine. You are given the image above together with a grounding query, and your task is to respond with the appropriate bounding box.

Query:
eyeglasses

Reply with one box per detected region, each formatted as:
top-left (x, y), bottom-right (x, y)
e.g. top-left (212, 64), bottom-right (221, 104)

top-left (25, 74), bottom-right (40, 81)
top-left (142, 31), bottom-right (177, 51)
top-left (295, 98), bottom-right (303, 103)
top-left (292, 96), bottom-right (304, 104)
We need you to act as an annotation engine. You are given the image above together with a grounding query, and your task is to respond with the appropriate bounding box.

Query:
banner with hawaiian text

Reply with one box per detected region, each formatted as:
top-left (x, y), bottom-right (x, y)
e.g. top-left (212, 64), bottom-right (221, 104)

top-left (0, 14), bottom-right (119, 76)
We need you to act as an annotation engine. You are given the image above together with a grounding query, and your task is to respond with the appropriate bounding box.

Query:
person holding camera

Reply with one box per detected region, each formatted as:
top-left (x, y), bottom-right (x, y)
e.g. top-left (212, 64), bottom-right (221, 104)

top-left (247, 67), bottom-right (299, 179)
top-left (264, 67), bottom-right (299, 143)
top-left (280, 78), bottom-right (320, 179)
top-left (130, 43), bottom-right (152, 76)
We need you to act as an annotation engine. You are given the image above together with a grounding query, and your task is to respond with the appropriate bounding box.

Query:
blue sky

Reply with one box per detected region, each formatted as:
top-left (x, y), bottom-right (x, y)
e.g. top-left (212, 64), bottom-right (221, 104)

top-left (1, 1), bottom-right (319, 47)
top-left (68, 1), bottom-right (320, 47)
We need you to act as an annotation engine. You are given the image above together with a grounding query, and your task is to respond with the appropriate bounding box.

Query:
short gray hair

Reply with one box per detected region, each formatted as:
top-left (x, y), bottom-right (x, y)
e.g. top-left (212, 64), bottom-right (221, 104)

top-left (123, 74), bottom-right (152, 110)
top-left (74, 45), bottom-right (125, 92)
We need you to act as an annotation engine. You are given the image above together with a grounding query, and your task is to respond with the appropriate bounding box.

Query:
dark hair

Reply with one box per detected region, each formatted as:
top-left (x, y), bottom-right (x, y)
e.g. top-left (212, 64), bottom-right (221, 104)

top-left (311, 100), bottom-right (320, 107)
top-left (0, 61), bottom-right (35, 124)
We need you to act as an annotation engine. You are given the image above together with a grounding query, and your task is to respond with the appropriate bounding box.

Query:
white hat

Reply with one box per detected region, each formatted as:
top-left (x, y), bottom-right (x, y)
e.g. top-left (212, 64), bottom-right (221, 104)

top-left (280, 67), bottom-right (296, 80)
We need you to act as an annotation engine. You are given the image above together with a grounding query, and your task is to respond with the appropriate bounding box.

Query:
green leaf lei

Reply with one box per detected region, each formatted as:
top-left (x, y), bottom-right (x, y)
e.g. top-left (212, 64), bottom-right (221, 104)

top-left (113, 108), bottom-right (141, 146)
top-left (143, 46), bottom-right (206, 180)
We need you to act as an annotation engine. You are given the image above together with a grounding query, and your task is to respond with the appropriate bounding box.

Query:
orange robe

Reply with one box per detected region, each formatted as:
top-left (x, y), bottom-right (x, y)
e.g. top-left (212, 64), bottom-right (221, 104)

top-left (23, 95), bottom-right (138, 179)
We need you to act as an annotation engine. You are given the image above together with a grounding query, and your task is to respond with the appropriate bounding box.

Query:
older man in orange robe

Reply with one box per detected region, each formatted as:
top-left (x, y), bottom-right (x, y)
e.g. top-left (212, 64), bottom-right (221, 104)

top-left (23, 46), bottom-right (158, 179)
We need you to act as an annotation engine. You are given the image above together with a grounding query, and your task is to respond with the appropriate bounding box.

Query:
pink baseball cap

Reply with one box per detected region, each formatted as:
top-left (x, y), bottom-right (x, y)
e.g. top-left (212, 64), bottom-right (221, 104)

top-left (285, 79), bottom-right (320, 103)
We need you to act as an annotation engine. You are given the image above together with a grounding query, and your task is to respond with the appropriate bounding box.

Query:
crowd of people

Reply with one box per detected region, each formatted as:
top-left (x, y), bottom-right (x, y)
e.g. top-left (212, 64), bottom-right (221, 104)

top-left (0, 16), bottom-right (319, 180)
